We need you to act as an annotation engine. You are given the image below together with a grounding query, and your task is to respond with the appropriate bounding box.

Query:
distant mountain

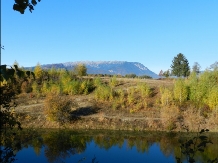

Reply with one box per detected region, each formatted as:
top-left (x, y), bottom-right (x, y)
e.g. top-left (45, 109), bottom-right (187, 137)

top-left (28, 61), bottom-right (159, 78)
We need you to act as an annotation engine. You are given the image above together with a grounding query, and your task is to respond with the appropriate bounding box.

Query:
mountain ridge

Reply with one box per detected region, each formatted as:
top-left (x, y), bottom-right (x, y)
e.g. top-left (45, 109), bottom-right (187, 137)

top-left (30, 61), bottom-right (159, 78)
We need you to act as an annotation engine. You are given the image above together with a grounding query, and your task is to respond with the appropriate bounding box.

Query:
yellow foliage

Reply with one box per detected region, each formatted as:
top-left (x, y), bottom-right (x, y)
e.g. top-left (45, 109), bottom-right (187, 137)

top-left (160, 87), bottom-right (173, 106)
top-left (41, 82), bottom-right (49, 96)
top-left (44, 93), bottom-right (72, 124)
top-left (127, 87), bottom-right (135, 105)
top-left (137, 83), bottom-right (151, 98)
top-left (207, 86), bottom-right (218, 110)
top-left (109, 75), bottom-right (118, 88)
top-left (34, 63), bottom-right (43, 80)
top-left (50, 84), bottom-right (62, 95)
top-left (173, 78), bottom-right (188, 105)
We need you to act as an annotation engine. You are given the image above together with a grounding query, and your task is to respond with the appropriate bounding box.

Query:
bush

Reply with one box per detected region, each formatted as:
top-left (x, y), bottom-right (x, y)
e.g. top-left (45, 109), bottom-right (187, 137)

top-left (116, 89), bottom-right (125, 104)
top-left (31, 81), bottom-right (40, 97)
top-left (41, 82), bottom-right (50, 96)
top-left (93, 77), bottom-right (102, 87)
top-left (137, 83), bottom-right (151, 98)
top-left (160, 106), bottom-right (180, 131)
top-left (50, 84), bottom-right (62, 95)
top-left (44, 93), bottom-right (72, 125)
top-left (73, 64), bottom-right (87, 77)
top-left (79, 80), bottom-right (94, 94)
top-left (138, 75), bottom-right (152, 79)
top-left (206, 85), bottom-right (218, 110)
top-left (127, 87), bottom-right (135, 105)
top-left (125, 74), bottom-right (137, 78)
top-left (21, 81), bottom-right (32, 93)
top-left (109, 75), bottom-right (118, 88)
top-left (160, 86), bottom-right (173, 106)
top-left (187, 70), bottom-right (218, 109)
top-left (94, 85), bottom-right (115, 102)
top-left (173, 78), bottom-right (188, 105)
top-left (68, 80), bottom-right (80, 95)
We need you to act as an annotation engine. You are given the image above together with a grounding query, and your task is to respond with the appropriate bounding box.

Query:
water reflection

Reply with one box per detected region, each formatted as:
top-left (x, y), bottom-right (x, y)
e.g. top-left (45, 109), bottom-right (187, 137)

top-left (3, 130), bottom-right (218, 163)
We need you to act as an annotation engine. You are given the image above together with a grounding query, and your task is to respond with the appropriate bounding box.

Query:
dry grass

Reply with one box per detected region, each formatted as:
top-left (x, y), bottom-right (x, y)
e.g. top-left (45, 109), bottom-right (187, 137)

top-left (160, 105), bottom-right (180, 131)
top-left (14, 77), bottom-right (218, 131)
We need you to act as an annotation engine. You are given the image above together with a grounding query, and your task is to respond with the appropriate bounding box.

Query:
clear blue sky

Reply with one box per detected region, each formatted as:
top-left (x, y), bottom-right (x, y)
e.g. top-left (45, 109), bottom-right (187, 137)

top-left (2, 0), bottom-right (218, 74)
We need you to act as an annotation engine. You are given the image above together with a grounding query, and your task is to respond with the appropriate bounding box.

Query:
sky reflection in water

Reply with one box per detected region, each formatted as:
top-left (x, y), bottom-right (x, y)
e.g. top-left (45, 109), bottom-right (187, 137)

top-left (16, 142), bottom-right (174, 163)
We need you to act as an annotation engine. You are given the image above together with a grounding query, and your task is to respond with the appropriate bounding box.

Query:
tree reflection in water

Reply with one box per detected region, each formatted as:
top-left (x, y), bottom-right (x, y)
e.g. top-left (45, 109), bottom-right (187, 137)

top-left (43, 130), bottom-right (91, 163)
top-left (1, 129), bottom-right (218, 163)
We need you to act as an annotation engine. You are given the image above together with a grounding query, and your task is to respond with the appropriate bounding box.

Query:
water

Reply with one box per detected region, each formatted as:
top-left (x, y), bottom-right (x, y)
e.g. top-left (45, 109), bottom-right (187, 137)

top-left (2, 129), bottom-right (218, 163)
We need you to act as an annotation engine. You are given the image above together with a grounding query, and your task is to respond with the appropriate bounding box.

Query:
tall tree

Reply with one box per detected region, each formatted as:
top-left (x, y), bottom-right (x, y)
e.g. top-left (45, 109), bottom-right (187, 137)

top-left (171, 53), bottom-right (190, 77)
top-left (192, 62), bottom-right (201, 74)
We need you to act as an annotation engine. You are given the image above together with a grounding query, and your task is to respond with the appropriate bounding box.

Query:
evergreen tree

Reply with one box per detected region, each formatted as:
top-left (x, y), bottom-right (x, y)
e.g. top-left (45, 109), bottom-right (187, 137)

top-left (171, 53), bottom-right (190, 77)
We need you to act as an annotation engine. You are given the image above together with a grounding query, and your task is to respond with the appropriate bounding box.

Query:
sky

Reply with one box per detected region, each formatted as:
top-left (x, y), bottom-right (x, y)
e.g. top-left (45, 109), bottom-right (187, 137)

top-left (1, 0), bottom-right (218, 74)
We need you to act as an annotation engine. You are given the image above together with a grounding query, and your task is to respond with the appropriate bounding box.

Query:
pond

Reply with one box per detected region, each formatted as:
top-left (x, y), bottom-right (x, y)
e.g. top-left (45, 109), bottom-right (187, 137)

top-left (2, 129), bottom-right (218, 163)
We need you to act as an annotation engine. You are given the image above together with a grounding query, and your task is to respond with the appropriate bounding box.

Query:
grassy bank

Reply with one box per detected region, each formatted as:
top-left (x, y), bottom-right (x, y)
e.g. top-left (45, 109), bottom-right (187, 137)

top-left (14, 71), bottom-right (218, 132)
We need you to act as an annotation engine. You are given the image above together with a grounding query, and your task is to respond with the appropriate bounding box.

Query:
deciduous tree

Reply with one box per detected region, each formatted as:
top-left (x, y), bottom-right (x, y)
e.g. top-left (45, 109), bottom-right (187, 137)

top-left (34, 63), bottom-right (43, 82)
top-left (13, 0), bottom-right (41, 14)
top-left (159, 70), bottom-right (163, 78)
top-left (163, 70), bottom-right (170, 78)
top-left (192, 62), bottom-right (201, 74)
top-left (173, 78), bottom-right (188, 105)
top-left (74, 64), bottom-right (87, 77)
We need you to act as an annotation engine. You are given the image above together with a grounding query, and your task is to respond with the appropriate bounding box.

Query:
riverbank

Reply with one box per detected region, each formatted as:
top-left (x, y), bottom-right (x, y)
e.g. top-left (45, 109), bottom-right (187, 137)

top-left (14, 88), bottom-right (218, 132)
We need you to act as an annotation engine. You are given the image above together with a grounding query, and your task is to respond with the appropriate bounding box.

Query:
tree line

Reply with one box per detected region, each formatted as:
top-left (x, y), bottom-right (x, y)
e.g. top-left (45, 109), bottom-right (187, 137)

top-left (159, 53), bottom-right (217, 78)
